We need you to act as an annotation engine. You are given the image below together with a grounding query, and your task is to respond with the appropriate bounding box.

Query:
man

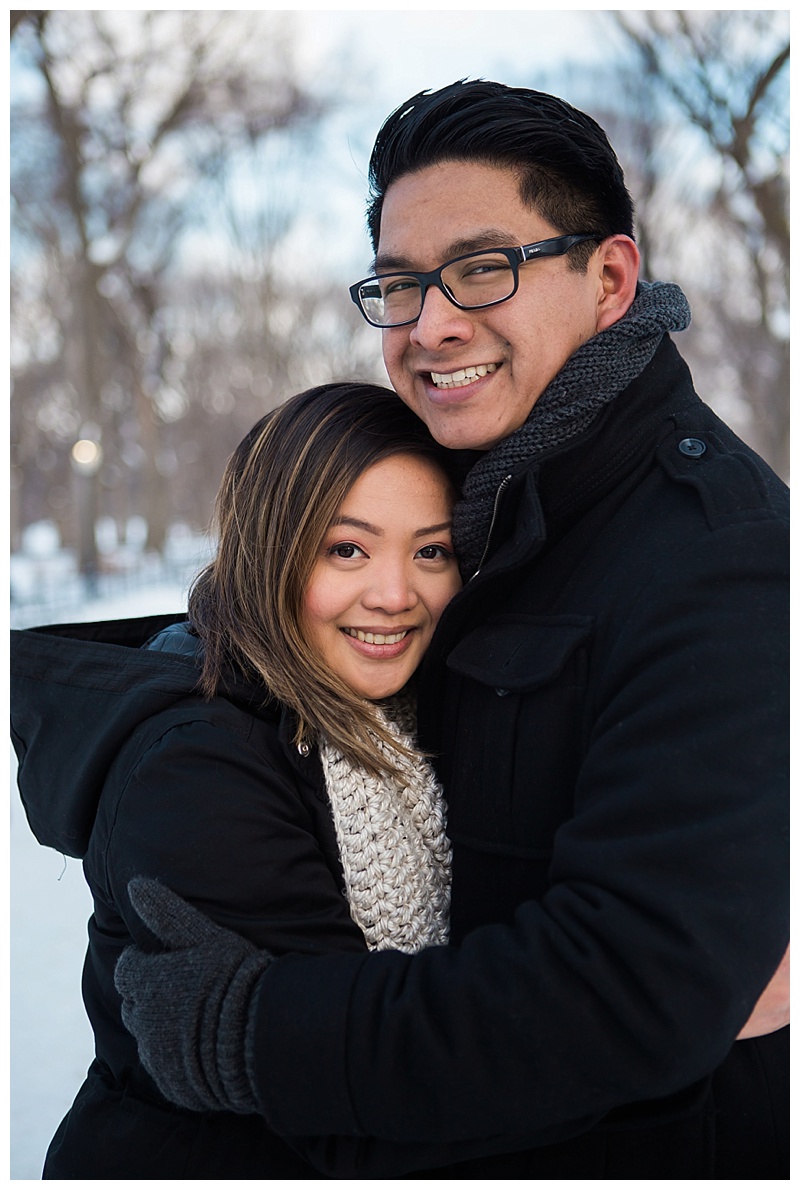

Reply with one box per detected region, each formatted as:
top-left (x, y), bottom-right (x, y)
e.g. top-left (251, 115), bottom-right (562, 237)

top-left (115, 81), bottom-right (788, 1177)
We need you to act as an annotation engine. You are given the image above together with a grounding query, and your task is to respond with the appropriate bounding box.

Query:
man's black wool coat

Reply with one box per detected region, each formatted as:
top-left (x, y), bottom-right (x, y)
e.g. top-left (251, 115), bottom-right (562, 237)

top-left (244, 336), bottom-right (788, 1178)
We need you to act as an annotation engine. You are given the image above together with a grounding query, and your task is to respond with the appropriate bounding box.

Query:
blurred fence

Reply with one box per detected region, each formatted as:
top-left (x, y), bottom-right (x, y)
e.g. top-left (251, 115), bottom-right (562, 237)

top-left (10, 524), bottom-right (213, 629)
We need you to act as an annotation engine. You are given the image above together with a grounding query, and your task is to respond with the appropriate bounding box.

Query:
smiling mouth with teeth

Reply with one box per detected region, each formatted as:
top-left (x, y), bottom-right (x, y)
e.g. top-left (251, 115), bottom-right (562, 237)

top-left (430, 362), bottom-right (498, 390)
top-left (342, 627), bottom-right (410, 645)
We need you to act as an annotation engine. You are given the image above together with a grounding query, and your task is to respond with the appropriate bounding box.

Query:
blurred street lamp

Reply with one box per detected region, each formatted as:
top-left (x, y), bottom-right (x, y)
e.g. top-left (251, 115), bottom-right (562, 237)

top-left (70, 428), bottom-right (103, 581)
top-left (70, 437), bottom-right (103, 476)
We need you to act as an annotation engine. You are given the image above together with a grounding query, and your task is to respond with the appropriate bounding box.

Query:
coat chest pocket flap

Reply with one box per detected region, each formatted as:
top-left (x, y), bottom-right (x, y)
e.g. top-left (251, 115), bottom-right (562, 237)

top-left (443, 614), bottom-right (595, 856)
top-left (446, 614), bottom-right (594, 691)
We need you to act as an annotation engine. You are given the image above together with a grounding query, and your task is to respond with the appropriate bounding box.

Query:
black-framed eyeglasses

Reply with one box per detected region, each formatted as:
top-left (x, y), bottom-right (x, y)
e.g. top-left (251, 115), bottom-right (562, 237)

top-left (349, 234), bottom-right (601, 329)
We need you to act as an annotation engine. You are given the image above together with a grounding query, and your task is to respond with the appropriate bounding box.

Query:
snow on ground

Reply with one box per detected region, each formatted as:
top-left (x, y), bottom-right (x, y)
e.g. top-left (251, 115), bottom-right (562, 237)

top-left (10, 581), bottom-right (189, 1179)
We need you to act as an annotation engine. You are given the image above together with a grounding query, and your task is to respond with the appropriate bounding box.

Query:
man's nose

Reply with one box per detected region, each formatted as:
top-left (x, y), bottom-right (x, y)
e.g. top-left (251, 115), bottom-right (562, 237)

top-left (409, 284), bottom-right (475, 350)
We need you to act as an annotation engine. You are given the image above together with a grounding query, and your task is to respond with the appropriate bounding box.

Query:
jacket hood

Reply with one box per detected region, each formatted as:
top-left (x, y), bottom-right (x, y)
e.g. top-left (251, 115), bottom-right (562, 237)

top-left (11, 612), bottom-right (270, 859)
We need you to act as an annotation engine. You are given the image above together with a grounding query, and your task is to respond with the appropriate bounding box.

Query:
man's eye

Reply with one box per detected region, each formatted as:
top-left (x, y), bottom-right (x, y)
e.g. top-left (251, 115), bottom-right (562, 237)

top-left (462, 259), bottom-right (511, 277)
top-left (382, 277), bottom-right (419, 296)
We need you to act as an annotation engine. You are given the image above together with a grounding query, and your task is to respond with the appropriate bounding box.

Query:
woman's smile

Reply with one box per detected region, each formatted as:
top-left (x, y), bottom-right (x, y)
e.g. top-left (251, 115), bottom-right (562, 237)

top-left (341, 626), bottom-right (414, 646)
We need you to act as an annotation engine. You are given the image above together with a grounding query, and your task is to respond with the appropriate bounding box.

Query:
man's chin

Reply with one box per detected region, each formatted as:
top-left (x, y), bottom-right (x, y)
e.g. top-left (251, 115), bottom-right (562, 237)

top-left (423, 406), bottom-right (528, 452)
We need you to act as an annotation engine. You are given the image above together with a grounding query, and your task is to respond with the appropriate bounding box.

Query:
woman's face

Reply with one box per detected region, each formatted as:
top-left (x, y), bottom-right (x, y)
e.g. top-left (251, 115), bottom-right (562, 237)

top-left (303, 452), bottom-right (462, 700)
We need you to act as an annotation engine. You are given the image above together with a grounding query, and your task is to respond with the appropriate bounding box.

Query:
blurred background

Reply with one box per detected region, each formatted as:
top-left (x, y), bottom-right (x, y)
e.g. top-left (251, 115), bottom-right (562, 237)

top-left (7, 9), bottom-right (791, 1178)
top-left (10, 9), bottom-right (789, 627)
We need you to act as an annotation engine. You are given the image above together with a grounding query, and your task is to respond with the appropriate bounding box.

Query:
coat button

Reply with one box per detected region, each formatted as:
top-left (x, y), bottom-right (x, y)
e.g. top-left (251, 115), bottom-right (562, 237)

top-left (297, 742), bottom-right (311, 756)
top-left (495, 688), bottom-right (510, 697)
top-left (678, 437), bottom-right (707, 458)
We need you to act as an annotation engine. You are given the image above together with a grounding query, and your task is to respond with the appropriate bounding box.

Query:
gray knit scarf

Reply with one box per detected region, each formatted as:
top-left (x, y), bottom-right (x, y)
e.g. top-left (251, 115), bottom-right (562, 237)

top-left (452, 280), bottom-right (691, 578)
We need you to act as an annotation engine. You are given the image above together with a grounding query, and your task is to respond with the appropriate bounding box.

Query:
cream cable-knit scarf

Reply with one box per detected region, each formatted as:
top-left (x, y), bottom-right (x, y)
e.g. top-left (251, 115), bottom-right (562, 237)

top-left (319, 695), bottom-right (451, 953)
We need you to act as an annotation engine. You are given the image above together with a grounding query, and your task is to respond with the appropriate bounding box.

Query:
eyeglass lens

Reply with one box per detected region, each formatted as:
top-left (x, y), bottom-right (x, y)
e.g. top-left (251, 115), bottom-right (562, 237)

top-left (359, 251), bottom-right (516, 327)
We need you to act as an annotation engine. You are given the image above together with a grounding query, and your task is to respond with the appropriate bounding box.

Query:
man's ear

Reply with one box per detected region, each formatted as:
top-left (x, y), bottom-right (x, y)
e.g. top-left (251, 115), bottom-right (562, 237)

top-left (595, 235), bottom-right (640, 332)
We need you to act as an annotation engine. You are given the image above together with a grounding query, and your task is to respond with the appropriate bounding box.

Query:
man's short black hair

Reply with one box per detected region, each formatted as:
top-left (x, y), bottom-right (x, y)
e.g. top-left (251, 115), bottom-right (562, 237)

top-left (366, 79), bottom-right (635, 268)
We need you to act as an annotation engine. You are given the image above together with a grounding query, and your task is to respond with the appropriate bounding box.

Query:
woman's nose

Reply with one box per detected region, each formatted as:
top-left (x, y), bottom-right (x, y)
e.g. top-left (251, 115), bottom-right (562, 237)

top-left (362, 562), bottom-right (419, 613)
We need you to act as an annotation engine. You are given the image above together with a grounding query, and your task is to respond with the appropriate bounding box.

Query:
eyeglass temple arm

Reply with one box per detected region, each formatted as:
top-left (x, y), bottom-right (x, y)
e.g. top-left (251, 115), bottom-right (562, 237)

top-left (519, 234), bottom-right (598, 262)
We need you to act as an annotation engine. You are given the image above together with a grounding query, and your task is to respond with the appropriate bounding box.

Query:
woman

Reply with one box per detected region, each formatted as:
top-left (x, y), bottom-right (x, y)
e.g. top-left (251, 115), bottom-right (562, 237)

top-left (11, 382), bottom-right (464, 1178)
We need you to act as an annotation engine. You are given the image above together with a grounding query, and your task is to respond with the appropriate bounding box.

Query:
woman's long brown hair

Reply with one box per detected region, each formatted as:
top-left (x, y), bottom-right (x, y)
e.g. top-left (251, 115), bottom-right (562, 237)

top-left (189, 382), bottom-right (455, 777)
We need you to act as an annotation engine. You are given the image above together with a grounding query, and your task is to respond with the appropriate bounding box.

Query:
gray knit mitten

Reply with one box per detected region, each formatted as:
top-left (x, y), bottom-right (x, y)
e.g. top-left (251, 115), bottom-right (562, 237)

top-left (115, 877), bottom-right (273, 1114)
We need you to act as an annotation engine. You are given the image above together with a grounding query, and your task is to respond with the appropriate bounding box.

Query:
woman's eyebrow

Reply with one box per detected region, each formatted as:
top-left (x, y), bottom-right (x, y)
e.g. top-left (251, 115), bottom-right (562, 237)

top-left (329, 518), bottom-right (453, 538)
top-left (331, 515), bottom-right (383, 535)
top-left (414, 522), bottom-right (453, 538)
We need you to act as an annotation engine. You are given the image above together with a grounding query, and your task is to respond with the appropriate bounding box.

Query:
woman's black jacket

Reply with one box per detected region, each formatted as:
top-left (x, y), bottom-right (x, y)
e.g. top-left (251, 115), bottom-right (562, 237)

top-left (12, 620), bottom-right (510, 1178)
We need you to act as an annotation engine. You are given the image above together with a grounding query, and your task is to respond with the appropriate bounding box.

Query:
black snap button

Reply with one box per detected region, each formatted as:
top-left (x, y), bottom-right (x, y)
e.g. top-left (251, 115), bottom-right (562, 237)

top-left (496, 687), bottom-right (510, 697)
top-left (678, 437), bottom-right (707, 458)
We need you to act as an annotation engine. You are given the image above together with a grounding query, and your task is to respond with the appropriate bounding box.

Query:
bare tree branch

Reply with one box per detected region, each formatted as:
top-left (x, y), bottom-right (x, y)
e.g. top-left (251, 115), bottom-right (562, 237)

top-left (608, 10), bottom-right (789, 477)
top-left (11, 10), bottom-right (359, 565)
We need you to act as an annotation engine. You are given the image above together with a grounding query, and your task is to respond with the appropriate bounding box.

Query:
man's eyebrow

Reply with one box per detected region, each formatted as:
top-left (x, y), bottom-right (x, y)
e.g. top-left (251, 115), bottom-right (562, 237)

top-left (373, 230), bottom-right (519, 273)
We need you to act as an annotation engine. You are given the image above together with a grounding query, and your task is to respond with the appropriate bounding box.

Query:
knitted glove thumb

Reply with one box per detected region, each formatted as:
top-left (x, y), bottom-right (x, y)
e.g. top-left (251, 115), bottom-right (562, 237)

top-left (114, 877), bottom-right (273, 1115)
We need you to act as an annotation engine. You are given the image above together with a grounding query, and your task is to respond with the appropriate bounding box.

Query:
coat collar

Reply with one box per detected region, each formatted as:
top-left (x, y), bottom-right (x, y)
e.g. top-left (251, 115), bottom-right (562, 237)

top-left (470, 335), bottom-right (699, 584)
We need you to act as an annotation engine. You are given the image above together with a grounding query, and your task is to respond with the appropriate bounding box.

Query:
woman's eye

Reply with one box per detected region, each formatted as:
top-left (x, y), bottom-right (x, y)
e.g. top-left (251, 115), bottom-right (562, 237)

top-left (328, 542), bottom-right (365, 559)
top-left (416, 544), bottom-right (454, 561)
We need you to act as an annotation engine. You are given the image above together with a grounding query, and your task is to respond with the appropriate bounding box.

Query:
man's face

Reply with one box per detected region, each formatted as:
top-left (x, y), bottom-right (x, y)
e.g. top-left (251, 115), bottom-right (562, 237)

top-left (377, 160), bottom-right (608, 451)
